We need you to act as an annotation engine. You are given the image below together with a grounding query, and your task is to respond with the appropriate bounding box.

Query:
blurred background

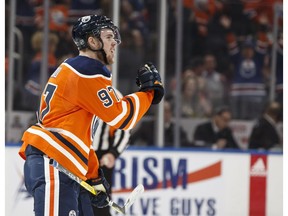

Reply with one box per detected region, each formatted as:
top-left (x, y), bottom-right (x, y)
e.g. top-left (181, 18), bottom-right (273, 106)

top-left (5, 0), bottom-right (283, 150)
top-left (5, 0), bottom-right (283, 215)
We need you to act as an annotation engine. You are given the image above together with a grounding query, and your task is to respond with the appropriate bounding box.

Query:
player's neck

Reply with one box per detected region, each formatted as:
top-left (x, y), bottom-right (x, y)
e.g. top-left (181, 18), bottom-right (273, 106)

top-left (79, 50), bottom-right (105, 65)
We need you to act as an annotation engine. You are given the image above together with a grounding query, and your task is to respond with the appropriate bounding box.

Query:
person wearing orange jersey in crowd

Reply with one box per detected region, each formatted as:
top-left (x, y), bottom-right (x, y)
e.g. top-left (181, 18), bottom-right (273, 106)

top-left (19, 14), bottom-right (164, 216)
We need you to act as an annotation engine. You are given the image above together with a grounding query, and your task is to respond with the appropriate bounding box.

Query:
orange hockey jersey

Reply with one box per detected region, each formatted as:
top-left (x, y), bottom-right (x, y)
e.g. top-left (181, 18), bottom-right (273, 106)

top-left (19, 55), bottom-right (154, 180)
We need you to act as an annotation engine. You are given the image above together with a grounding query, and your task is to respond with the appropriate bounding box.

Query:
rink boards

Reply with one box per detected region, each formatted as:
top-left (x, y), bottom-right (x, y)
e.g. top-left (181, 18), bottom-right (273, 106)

top-left (5, 146), bottom-right (282, 216)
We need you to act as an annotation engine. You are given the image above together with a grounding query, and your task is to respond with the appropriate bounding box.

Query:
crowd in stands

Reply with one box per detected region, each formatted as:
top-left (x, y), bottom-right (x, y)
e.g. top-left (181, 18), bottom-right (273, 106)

top-left (5, 0), bottom-right (283, 151)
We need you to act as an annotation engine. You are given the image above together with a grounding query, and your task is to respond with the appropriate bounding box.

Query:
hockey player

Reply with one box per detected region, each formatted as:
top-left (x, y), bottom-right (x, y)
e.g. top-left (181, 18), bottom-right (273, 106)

top-left (19, 14), bottom-right (164, 216)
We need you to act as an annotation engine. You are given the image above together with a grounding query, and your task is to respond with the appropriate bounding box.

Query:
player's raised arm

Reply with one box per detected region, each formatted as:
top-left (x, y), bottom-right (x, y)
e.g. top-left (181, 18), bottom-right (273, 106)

top-left (99, 62), bottom-right (164, 130)
top-left (69, 60), bottom-right (164, 131)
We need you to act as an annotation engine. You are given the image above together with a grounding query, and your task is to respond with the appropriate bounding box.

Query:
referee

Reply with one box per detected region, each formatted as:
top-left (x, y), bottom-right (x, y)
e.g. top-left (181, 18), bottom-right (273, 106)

top-left (92, 119), bottom-right (131, 216)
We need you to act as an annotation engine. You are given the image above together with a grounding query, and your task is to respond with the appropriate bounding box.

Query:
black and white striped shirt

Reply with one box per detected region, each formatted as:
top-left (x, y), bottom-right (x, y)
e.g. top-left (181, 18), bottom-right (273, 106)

top-left (92, 119), bottom-right (131, 158)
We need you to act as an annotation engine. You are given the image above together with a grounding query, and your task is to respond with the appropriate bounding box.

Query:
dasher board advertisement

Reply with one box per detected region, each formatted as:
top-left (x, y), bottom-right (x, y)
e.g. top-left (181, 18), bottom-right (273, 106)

top-left (5, 146), bottom-right (282, 216)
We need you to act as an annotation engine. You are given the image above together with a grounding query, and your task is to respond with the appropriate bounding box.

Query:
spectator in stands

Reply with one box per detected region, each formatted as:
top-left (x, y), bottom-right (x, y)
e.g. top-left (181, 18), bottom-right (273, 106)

top-left (22, 31), bottom-right (59, 111)
top-left (179, 76), bottom-right (212, 118)
top-left (34, 1), bottom-right (77, 59)
top-left (130, 100), bottom-right (190, 147)
top-left (15, 0), bottom-right (38, 73)
top-left (220, 14), bottom-right (269, 120)
top-left (184, 57), bottom-right (213, 101)
top-left (34, 0), bottom-right (70, 33)
top-left (248, 101), bottom-right (282, 151)
top-left (184, 57), bottom-right (205, 78)
top-left (193, 106), bottom-right (239, 149)
top-left (203, 1), bottom-right (235, 74)
top-left (166, 57), bottom-right (211, 114)
top-left (184, 0), bottom-right (211, 56)
top-left (223, 0), bottom-right (255, 38)
top-left (242, 0), bottom-right (283, 27)
top-left (120, 0), bottom-right (149, 44)
top-left (202, 53), bottom-right (228, 108)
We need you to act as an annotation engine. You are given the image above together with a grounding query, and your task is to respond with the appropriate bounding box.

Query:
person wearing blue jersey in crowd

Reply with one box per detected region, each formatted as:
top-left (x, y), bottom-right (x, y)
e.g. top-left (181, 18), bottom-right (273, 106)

top-left (220, 14), bottom-right (269, 120)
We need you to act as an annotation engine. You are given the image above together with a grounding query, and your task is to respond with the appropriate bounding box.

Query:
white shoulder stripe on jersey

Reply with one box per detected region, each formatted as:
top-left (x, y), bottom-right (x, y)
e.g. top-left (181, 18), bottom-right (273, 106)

top-left (45, 127), bottom-right (90, 154)
top-left (107, 101), bottom-right (128, 127)
top-left (127, 94), bottom-right (140, 130)
top-left (62, 62), bottom-right (112, 80)
top-left (27, 128), bottom-right (87, 176)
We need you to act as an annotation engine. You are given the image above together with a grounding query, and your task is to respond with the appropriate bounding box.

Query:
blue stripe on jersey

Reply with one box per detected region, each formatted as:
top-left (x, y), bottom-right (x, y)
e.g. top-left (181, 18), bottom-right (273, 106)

top-left (65, 56), bottom-right (111, 77)
top-left (51, 131), bottom-right (88, 165)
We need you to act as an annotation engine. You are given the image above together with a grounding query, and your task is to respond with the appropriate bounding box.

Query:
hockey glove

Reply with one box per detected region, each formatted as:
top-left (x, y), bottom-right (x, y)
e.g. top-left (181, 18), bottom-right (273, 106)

top-left (87, 168), bottom-right (111, 208)
top-left (136, 62), bottom-right (165, 104)
top-left (90, 191), bottom-right (109, 208)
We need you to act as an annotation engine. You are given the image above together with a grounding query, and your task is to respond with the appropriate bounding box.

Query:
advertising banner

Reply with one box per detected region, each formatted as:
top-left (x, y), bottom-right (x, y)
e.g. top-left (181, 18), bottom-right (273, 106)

top-left (5, 146), bottom-right (282, 216)
top-left (111, 149), bottom-right (248, 216)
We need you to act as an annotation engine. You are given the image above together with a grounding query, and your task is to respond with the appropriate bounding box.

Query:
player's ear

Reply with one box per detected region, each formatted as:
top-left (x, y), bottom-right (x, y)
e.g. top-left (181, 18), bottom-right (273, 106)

top-left (88, 36), bottom-right (101, 49)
